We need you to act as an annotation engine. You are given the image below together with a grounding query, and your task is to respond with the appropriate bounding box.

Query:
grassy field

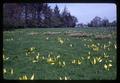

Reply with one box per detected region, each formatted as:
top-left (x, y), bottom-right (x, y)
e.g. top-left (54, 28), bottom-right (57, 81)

top-left (3, 27), bottom-right (117, 80)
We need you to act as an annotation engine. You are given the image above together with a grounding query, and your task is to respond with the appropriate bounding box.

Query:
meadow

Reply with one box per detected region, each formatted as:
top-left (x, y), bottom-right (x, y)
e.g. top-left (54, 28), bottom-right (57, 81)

top-left (3, 27), bottom-right (117, 80)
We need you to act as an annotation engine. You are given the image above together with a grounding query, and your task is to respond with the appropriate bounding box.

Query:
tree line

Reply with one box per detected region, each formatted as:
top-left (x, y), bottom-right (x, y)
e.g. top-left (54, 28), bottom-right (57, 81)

top-left (77, 16), bottom-right (116, 28)
top-left (3, 3), bottom-right (78, 30)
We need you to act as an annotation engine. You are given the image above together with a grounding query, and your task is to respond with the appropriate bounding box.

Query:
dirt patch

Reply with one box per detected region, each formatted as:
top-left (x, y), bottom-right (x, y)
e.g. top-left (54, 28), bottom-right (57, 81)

top-left (28, 32), bottom-right (39, 35)
top-left (43, 32), bottom-right (61, 35)
top-left (95, 34), bottom-right (112, 39)
top-left (68, 32), bottom-right (92, 37)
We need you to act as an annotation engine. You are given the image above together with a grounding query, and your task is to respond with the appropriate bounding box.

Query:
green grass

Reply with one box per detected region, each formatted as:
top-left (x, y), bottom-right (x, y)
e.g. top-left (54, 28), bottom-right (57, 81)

top-left (3, 27), bottom-right (117, 80)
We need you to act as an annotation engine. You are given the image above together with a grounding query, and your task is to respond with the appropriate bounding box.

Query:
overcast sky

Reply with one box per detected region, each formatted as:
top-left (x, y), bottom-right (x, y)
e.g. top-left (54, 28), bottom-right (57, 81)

top-left (48, 3), bottom-right (116, 24)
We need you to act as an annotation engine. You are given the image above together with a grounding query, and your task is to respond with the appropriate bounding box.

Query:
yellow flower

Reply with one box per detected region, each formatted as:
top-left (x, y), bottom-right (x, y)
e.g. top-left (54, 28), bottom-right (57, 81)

top-left (99, 59), bottom-right (102, 62)
top-left (104, 53), bottom-right (109, 58)
top-left (72, 60), bottom-right (75, 63)
top-left (50, 62), bottom-right (55, 65)
top-left (77, 60), bottom-right (82, 64)
top-left (26, 53), bottom-right (28, 56)
top-left (42, 56), bottom-right (45, 59)
top-left (65, 76), bottom-right (67, 80)
top-left (87, 56), bottom-right (90, 59)
top-left (11, 68), bottom-right (14, 75)
top-left (109, 60), bottom-right (112, 62)
top-left (47, 58), bottom-right (52, 62)
top-left (56, 55), bottom-right (60, 59)
top-left (19, 75), bottom-right (28, 80)
top-left (72, 60), bottom-right (76, 64)
top-left (47, 57), bottom-right (56, 65)
top-left (104, 64), bottom-right (108, 70)
top-left (108, 63), bottom-right (112, 67)
top-left (58, 37), bottom-right (64, 44)
top-left (91, 58), bottom-right (96, 64)
top-left (88, 51), bottom-right (90, 55)
top-left (37, 53), bottom-right (40, 56)
top-left (104, 44), bottom-right (107, 49)
top-left (59, 39), bottom-right (64, 44)
top-left (36, 55), bottom-right (39, 60)
top-left (3, 54), bottom-right (9, 61)
top-left (46, 37), bottom-right (49, 40)
top-left (48, 54), bottom-right (51, 58)
top-left (30, 47), bottom-right (36, 51)
top-left (84, 39), bottom-right (86, 41)
top-left (114, 44), bottom-right (117, 49)
top-left (108, 41), bottom-right (111, 44)
top-left (93, 47), bottom-right (99, 51)
top-left (32, 60), bottom-right (38, 63)
top-left (59, 61), bottom-right (62, 65)
top-left (96, 57), bottom-right (102, 62)
top-left (63, 61), bottom-right (65, 66)
top-left (59, 77), bottom-right (62, 80)
top-left (31, 74), bottom-right (35, 80)
top-left (3, 68), bottom-right (7, 74)
top-left (91, 44), bottom-right (95, 47)
top-left (97, 43), bottom-right (100, 46)
top-left (70, 44), bottom-right (73, 47)
top-left (84, 44), bottom-right (86, 46)
top-left (81, 57), bottom-right (84, 60)
top-left (93, 58), bottom-right (96, 64)
top-left (108, 48), bottom-right (110, 51)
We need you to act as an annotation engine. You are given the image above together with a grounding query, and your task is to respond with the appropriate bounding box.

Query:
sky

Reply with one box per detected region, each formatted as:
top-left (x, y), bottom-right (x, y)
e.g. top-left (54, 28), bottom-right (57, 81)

top-left (48, 3), bottom-right (116, 24)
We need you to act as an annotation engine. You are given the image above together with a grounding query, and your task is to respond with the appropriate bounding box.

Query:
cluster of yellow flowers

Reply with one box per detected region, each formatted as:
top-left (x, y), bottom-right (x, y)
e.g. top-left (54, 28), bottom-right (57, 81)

top-left (32, 53), bottom-right (45, 63)
top-left (58, 37), bottom-right (64, 44)
top-left (3, 49), bottom-right (9, 61)
top-left (72, 59), bottom-right (82, 65)
top-left (104, 63), bottom-right (112, 71)
top-left (103, 53), bottom-right (109, 58)
top-left (90, 57), bottom-right (102, 65)
top-left (90, 44), bottom-right (99, 51)
top-left (25, 47), bottom-right (37, 56)
top-left (59, 76), bottom-right (71, 80)
top-left (25, 48), bottom-right (66, 68)
top-left (3, 68), bottom-right (14, 75)
top-left (47, 54), bottom-right (57, 65)
top-left (5, 38), bottom-right (14, 41)
top-left (47, 54), bottom-right (66, 67)
top-left (19, 74), bottom-right (34, 80)
top-left (3, 54), bottom-right (9, 61)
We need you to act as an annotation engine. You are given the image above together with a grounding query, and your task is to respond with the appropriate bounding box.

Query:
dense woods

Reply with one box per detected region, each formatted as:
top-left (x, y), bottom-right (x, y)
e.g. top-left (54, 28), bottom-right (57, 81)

top-left (3, 3), bottom-right (78, 30)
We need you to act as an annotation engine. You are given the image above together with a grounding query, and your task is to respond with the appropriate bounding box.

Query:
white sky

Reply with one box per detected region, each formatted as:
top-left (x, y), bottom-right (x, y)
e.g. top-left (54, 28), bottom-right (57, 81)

top-left (49, 3), bottom-right (116, 24)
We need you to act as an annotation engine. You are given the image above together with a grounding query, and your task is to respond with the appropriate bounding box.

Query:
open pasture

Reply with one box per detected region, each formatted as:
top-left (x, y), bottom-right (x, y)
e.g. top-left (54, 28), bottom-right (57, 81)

top-left (3, 27), bottom-right (117, 80)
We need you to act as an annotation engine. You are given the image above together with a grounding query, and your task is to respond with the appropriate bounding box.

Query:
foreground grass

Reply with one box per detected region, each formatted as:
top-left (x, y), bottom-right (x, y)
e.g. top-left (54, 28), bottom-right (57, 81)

top-left (3, 27), bottom-right (117, 80)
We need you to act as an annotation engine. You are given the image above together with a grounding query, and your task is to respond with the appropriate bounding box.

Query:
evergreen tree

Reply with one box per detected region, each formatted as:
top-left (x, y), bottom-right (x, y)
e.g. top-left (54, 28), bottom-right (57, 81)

top-left (51, 5), bottom-right (62, 27)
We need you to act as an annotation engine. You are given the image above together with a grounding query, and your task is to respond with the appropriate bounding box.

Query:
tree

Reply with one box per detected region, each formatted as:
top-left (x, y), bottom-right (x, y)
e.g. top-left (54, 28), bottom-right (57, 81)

top-left (61, 6), bottom-right (78, 27)
top-left (110, 20), bottom-right (117, 27)
top-left (102, 18), bottom-right (109, 27)
top-left (71, 16), bottom-right (78, 27)
top-left (51, 5), bottom-right (62, 27)
top-left (3, 3), bottom-right (23, 29)
top-left (90, 16), bottom-right (102, 27)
